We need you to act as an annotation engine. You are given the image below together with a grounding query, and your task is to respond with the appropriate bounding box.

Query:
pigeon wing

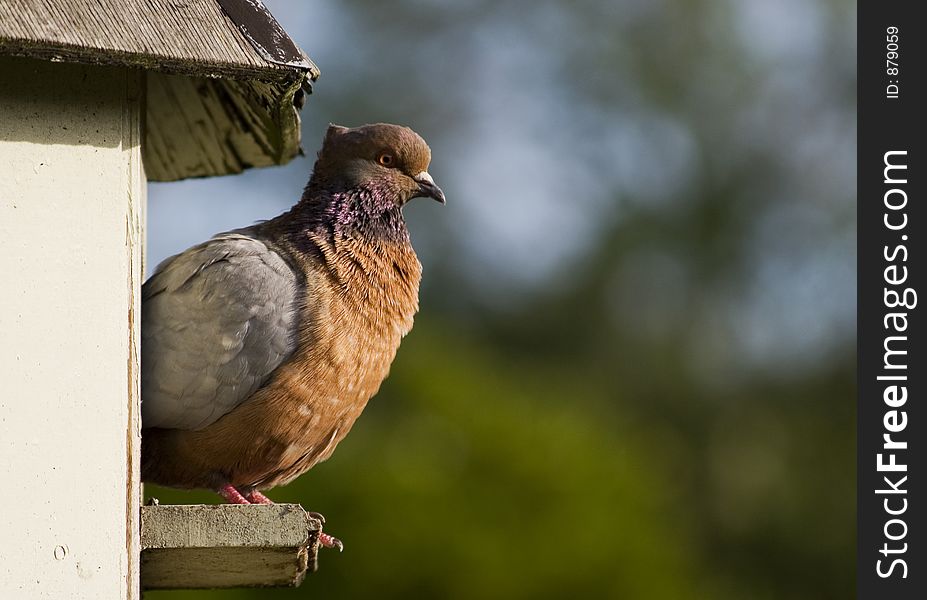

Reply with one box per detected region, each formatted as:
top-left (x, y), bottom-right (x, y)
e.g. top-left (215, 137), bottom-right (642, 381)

top-left (141, 232), bottom-right (300, 430)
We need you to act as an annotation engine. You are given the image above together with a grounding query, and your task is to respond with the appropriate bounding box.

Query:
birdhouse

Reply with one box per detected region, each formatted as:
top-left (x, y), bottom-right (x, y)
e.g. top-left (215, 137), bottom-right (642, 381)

top-left (0, 1), bottom-right (320, 596)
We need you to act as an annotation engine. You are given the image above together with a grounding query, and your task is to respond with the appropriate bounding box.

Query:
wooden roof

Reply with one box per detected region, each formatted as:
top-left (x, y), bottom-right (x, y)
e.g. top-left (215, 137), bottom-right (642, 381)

top-left (0, 0), bottom-right (320, 180)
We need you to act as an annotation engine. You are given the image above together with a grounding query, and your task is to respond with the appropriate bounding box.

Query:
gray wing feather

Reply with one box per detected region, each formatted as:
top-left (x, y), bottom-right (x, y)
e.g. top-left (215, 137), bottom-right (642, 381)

top-left (141, 232), bottom-right (300, 430)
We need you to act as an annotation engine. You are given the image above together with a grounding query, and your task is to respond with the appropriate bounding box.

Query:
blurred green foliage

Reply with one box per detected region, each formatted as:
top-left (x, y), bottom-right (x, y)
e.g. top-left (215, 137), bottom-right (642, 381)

top-left (146, 0), bottom-right (854, 598)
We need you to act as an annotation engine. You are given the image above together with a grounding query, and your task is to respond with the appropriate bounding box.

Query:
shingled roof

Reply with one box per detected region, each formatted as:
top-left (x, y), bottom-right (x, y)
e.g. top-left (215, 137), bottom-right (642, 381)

top-left (0, 0), bottom-right (320, 180)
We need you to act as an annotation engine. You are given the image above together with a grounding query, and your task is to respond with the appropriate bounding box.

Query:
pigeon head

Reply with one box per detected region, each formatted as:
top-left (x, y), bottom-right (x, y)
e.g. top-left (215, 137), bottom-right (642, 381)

top-left (310, 123), bottom-right (445, 207)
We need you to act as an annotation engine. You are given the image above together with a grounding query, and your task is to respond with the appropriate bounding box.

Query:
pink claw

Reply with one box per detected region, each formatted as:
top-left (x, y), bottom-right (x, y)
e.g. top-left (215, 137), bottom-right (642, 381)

top-left (319, 532), bottom-right (344, 552)
top-left (217, 483), bottom-right (250, 504)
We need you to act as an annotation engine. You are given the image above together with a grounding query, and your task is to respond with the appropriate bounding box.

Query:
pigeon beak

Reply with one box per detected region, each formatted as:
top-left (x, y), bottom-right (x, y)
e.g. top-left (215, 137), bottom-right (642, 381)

top-left (413, 172), bottom-right (446, 204)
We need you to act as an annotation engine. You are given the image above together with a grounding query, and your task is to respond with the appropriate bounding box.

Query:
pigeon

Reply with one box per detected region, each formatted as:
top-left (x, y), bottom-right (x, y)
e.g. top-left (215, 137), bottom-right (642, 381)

top-left (140, 123), bottom-right (445, 550)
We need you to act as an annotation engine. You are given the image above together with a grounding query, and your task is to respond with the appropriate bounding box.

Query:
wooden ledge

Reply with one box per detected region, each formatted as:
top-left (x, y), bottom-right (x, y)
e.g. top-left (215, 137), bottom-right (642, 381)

top-left (140, 503), bottom-right (321, 589)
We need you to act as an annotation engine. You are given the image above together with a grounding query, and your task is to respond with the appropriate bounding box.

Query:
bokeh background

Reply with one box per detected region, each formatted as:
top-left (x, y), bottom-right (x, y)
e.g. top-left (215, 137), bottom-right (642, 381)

top-left (145, 0), bottom-right (856, 598)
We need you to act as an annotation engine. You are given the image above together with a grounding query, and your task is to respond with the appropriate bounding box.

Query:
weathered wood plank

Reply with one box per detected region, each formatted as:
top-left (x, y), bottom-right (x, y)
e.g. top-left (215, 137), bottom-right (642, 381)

top-left (0, 0), bottom-right (319, 81)
top-left (140, 504), bottom-right (321, 589)
top-left (144, 71), bottom-right (305, 181)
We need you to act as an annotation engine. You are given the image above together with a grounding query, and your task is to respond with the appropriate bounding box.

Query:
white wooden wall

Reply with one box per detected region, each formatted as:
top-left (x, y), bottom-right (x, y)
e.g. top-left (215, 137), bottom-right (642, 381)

top-left (0, 57), bottom-right (144, 599)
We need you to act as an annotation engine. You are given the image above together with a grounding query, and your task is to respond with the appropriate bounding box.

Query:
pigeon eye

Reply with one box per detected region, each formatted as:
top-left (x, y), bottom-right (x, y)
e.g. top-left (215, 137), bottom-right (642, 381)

top-left (377, 153), bottom-right (395, 167)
